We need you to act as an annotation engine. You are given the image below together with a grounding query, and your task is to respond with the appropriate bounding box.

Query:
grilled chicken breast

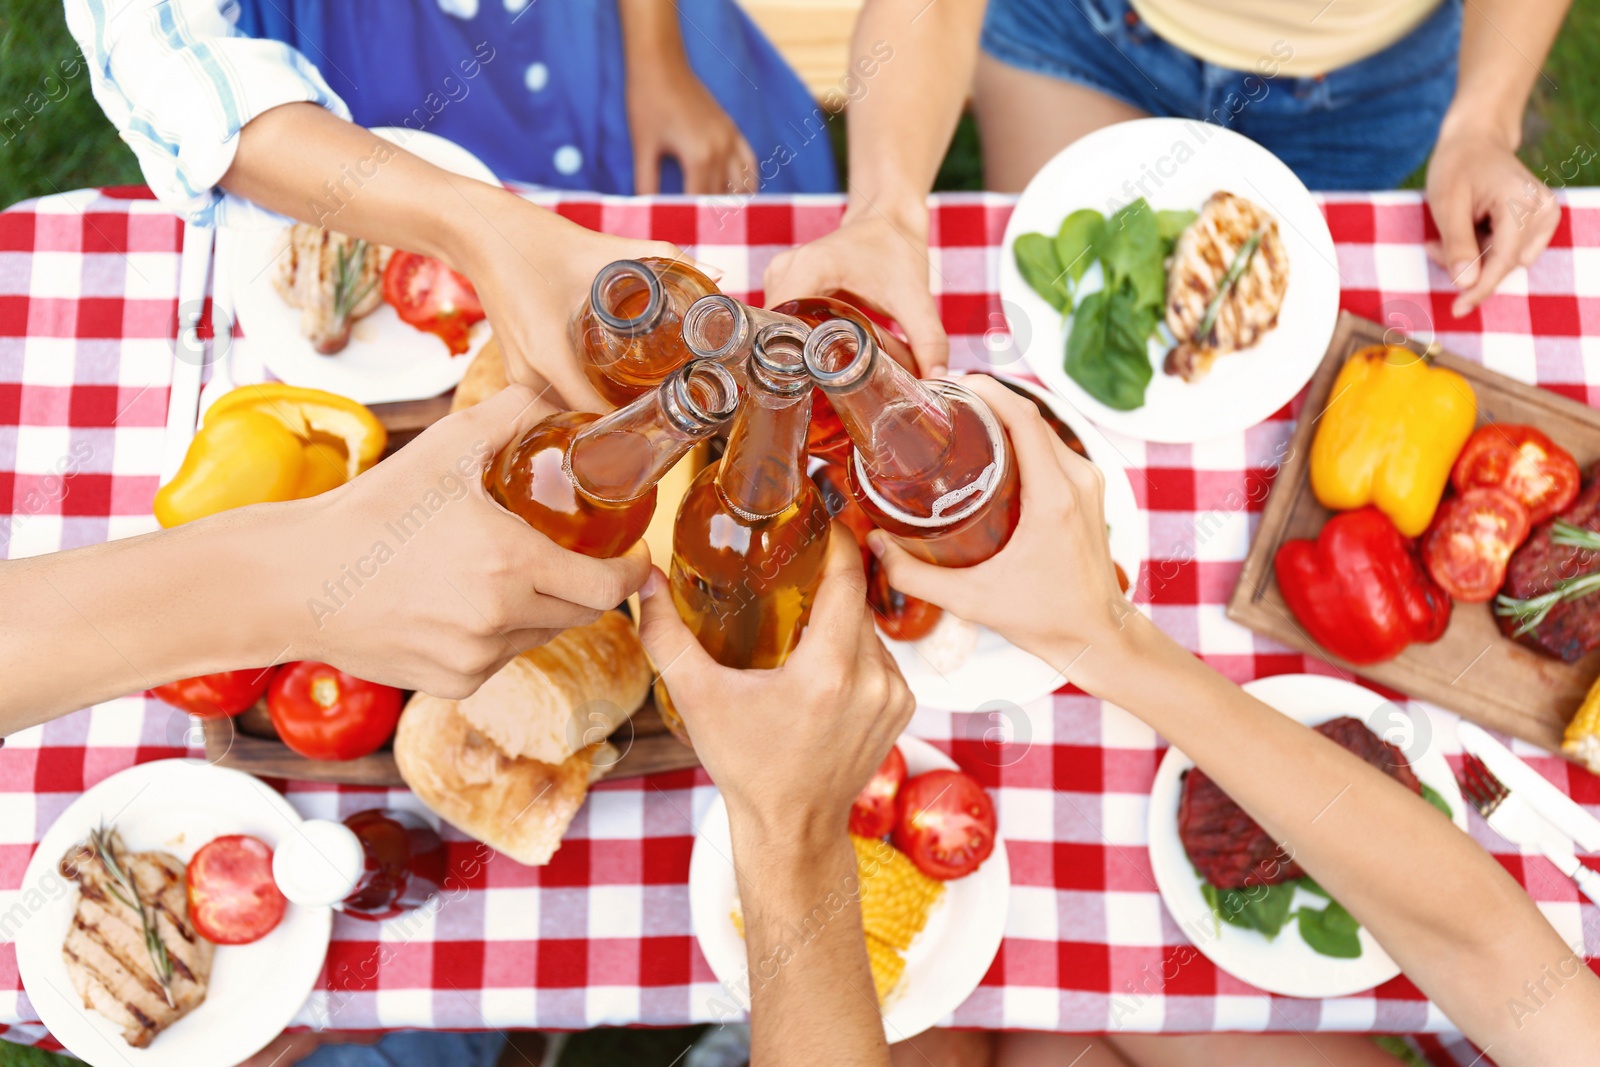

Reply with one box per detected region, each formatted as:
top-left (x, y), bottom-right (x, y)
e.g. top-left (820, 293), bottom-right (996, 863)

top-left (272, 223), bottom-right (389, 355)
top-left (60, 832), bottom-right (212, 1048)
top-left (1164, 191), bottom-right (1289, 382)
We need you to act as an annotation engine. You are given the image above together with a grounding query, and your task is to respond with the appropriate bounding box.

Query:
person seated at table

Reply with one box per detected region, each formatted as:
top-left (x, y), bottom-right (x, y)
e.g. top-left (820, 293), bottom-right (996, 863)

top-left (764, 0), bottom-right (1571, 376)
top-left (0, 386), bottom-right (649, 737)
top-left (636, 374), bottom-right (1600, 1067)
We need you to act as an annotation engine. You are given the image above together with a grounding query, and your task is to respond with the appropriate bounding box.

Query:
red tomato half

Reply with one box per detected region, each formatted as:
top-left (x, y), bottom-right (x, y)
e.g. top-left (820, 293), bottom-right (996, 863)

top-left (849, 745), bottom-right (907, 839)
top-left (1422, 487), bottom-right (1531, 603)
top-left (186, 835), bottom-right (287, 945)
top-left (892, 769), bottom-right (997, 881)
top-left (1451, 424), bottom-right (1579, 526)
top-left (382, 250), bottom-right (486, 356)
top-left (151, 669), bottom-right (275, 719)
top-left (868, 564), bottom-right (944, 642)
top-left (267, 662), bottom-right (403, 761)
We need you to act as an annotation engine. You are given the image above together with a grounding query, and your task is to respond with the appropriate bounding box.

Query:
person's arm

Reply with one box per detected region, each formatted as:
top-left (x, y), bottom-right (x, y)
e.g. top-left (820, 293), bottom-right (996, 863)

top-left (635, 535), bottom-right (910, 1066)
top-left (1425, 0), bottom-right (1571, 317)
top-left (763, 0), bottom-right (986, 375)
top-left (0, 386), bottom-right (650, 735)
top-left (618, 0), bottom-right (758, 195)
top-left (871, 376), bottom-right (1600, 1067)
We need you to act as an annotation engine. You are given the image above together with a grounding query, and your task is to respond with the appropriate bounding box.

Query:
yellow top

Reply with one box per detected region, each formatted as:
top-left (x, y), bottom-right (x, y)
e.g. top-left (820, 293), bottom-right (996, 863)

top-left (1128, 0), bottom-right (1442, 77)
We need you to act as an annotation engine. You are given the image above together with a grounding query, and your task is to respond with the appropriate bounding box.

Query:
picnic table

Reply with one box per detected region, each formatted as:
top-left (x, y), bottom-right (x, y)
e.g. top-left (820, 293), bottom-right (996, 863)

top-left (3, 185), bottom-right (1599, 1066)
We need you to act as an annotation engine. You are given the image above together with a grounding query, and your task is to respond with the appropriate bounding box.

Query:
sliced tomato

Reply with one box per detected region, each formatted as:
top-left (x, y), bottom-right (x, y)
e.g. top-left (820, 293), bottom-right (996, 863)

top-left (892, 769), bottom-right (997, 881)
top-left (1451, 424), bottom-right (1579, 526)
top-left (849, 746), bottom-right (907, 839)
top-left (186, 835), bottom-right (287, 945)
top-left (868, 564), bottom-right (944, 642)
top-left (151, 669), bottom-right (275, 719)
top-left (1422, 487), bottom-right (1531, 603)
top-left (382, 250), bottom-right (486, 356)
top-left (267, 662), bottom-right (403, 761)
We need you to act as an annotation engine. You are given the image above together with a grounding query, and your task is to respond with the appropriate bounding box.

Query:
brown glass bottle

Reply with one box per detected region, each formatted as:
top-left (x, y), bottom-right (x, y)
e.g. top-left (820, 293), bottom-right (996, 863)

top-left (657, 322), bottom-right (832, 745)
top-left (485, 361), bottom-right (740, 558)
top-left (680, 294), bottom-right (804, 376)
top-left (574, 257), bottom-right (722, 407)
top-left (802, 318), bottom-right (1019, 568)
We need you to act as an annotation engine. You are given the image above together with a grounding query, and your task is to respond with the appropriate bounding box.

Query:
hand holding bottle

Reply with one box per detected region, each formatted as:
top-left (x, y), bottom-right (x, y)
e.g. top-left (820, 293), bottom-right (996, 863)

top-left (866, 375), bottom-right (1133, 689)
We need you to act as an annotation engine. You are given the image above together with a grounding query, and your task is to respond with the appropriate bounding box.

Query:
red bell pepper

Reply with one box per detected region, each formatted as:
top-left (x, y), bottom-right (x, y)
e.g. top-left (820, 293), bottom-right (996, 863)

top-left (1274, 507), bottom-right (1452, 665)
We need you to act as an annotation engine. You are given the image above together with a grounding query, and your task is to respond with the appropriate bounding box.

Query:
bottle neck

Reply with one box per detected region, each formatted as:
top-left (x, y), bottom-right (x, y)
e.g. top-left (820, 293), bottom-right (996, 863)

top-left (570, 360), bottom-right (740, 501)
top-left (716, 323), bottom-right (813, 518)
top-left (589, 260), bottom-right (668, 337)
top-left (802, 319), bottom-right (954, 482)
top-left (682, 296), bottom-right (805, 369)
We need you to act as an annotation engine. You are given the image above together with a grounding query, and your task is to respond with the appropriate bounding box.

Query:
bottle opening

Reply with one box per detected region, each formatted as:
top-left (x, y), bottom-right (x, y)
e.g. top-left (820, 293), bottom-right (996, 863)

top-left (591, 260), bottom-right (664, 336)
top-left (670, 360), bottom-right (741, 433)
top-left (751, 322), bottom-right (811, 395)
top-left (803, 319), bottom-right (872, 390)
top-left (682, 295), bottom-right (742, 360)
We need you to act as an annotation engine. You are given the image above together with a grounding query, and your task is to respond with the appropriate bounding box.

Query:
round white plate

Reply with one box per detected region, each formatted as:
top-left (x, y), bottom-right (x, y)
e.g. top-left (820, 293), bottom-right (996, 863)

top-left (226, 127), bottom-right (497, 405)
top-left (1000, 118), bottom-right (1340, 443)
top-left (1146, 674), bottom-right (1467, 998)
top-left (14, 760), bottom-right (332, 1066)
top-left (689, 734), bottom-right (1009, 1042)
top-left (884, 374), bottom-right (1145, 711)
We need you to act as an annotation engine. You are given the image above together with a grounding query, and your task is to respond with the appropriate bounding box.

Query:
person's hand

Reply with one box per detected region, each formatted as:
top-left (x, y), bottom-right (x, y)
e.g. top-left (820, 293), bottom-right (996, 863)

top-left (627, 63), bottom-right (758, 195)
top-left (764, 207), bottom-right (950, 375)
top-left (867, 375), bottom-right (1130, 678)
top-left (1425, 110), bottom-right (1560, 319)
top-left (262, 385), bottom-right (650, 698)
top-left (635, 529), bottom-right (915, 834)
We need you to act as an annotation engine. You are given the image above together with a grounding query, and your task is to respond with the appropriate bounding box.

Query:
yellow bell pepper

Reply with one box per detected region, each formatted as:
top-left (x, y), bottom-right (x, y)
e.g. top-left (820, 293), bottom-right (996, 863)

top-left (153, 384), bottom-right (387, 527)
top-left (1309, 344), bottom-right (1477, 537)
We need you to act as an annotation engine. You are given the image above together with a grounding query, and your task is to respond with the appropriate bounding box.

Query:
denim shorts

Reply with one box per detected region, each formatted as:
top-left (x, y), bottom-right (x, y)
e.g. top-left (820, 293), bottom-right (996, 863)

top-left (980, 0), bottom-right (1461, 190)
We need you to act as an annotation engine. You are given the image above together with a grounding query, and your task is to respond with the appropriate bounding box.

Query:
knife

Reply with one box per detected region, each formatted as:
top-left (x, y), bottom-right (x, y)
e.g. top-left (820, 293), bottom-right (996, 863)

top-left (1457, 721), bottom-right (1600, 853)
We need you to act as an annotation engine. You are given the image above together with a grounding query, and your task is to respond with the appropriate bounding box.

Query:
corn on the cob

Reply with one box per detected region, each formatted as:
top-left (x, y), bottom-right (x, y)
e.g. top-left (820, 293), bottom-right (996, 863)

top-left (730, 905), bottom-right (745, 940)
top-left (1564, 676), bottom-right (1600, 773)
top-left (865, 933), bottom-right (906, 1002)
top-left (853, 835), bottom-right (944, 952)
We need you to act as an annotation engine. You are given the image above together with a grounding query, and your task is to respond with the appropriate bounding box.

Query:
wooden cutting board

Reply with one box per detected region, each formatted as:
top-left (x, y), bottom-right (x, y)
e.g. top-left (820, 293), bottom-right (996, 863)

top-left (1228, 312), bottom-right (1600, 755)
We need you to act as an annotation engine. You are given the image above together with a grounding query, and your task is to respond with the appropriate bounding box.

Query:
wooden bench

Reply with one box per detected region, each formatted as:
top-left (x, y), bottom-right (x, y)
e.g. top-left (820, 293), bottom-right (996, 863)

top-left (737, 0), bottom-right (865, 99)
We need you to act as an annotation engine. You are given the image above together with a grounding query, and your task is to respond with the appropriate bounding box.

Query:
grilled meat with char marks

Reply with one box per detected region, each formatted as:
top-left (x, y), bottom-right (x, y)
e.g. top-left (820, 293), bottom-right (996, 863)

top-left (1498, 466), bottom-right (1600, 662)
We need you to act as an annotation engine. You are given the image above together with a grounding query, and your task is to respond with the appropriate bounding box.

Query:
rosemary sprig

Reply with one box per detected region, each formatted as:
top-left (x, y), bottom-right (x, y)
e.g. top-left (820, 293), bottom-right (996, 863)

top-left (1495, 571), bottom-right (1600, 636)
top-left (1198, 226), bottom-right (1265, 340)
top-left (1551, 520), bottom-right (1600, 552)
top-left (332, 239), bottom-right (377, 323)
top-left (88, 825), bottom-right (175, 1008)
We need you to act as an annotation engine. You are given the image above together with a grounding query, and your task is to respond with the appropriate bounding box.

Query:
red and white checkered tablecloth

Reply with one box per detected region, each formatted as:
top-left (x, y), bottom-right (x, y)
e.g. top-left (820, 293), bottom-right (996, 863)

top-left (3, 186), bottom-right (1600, 1066)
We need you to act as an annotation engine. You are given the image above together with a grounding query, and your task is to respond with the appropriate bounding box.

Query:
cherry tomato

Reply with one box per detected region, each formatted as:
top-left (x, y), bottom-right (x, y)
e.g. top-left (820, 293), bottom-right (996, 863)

top-left (849, 746), bottom-right (907, 839)
top-left (382, 250), bottom-right (486, 356)
top-left (1451, 424), bottom-right (1579, 526)
top-left (892, 769), bottom-right (997, 881)
top-left (811, 464), bottom-right (875, 548)
top-left (186, 835), bottom-right (287, 945)
top-left (151, 669), bottom-right (275, 719)
top-left (1422, 487), bottom-right (1531, 603)
top-left (868, 563), bottom-right (944, 642)
top-left (267, 662), bottom-right (403, 761)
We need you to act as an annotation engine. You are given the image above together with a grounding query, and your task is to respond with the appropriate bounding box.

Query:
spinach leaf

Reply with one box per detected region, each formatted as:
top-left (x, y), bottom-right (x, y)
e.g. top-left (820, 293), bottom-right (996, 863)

top-left (1156, 209), bottom-right (1198, 246)
top-left (1055, 209), bottom-right (1104, 286)
top-left (1203, 880), bottom-right (1297, 939)
top-left (1014, 232), bottom-right (1071, 312)
top-left (1421, 783), bottom-right (1453, 819)
top-left (1064, 280), bottom-right (1155, 410)
top-left (1099, 200), bottom-right (1165, 311)
top-left (1297, 900), bottom-right (1363, 959)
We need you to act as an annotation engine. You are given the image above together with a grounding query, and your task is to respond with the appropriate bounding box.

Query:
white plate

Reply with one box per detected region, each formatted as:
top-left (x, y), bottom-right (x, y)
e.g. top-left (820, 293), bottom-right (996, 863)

top-left (1000, 118), bottom-right (1340, 443)
top-left (226, 127), bottom-right (497, 404)
top-left (14, 760), bottom-right (332, 1066)
top-left (1146, 674), bottom-right (1467, 998)
top-left (884, 374), bottom-right (1145, 711)
top-left (689, 735), bottom-right (1009, 1042)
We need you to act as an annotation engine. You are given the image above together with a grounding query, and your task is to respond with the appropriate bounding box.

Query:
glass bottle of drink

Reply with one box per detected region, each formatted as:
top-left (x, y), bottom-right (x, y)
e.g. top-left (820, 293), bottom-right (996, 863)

top-left (680, 294), bottom-right (805, 375)
top-left (802, 318), bottom-right (1020, 568)
top-left (272, 808), bottom-right (445, 921)
top-left (574, 257), bottom-right (722, 407)
top-left (656, 322), bottom-right (833, 745)
top-left (485, 360), bottom-right (740, 558)
top-left (769, 296), bottom-right (919, 462)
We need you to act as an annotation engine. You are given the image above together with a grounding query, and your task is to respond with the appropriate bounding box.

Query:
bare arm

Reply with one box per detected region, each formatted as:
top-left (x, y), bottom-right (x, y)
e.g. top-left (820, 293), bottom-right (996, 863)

top-left (764, 0), bottom-right (986, 373)
top-left (1426, 0), bottom-right (1572, 315)
top-left (874, 376), bottom-right (1600, 1066)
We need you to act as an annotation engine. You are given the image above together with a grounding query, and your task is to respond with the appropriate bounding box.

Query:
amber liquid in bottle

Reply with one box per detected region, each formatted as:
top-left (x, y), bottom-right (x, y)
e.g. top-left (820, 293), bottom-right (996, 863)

top-left (574, 257), bottom-right (721, 407)
top-left (803, 318), bottom-right (1020, 568)
top-left (485, 362), bottom-right (741, 558)
top-left (771, 295), bottom-right (918, 463)
top-left (341, 809), bottom-right (445, 921)
top-left (658, 323), bottom-right (832, 745)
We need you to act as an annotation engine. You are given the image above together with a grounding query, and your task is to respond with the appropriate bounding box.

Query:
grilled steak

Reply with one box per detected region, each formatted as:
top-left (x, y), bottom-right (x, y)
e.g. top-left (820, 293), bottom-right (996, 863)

top-left (272, 223), bottom-right (388, 355)
top-left (59, 831), bottom-right (212, 1048)
top-left (1498, 467), bottom-right (1600, 662)
top-left (1164, 191), bottom-right (1289, 382)
top-left (1178, 716), bottom-right (1422, 889)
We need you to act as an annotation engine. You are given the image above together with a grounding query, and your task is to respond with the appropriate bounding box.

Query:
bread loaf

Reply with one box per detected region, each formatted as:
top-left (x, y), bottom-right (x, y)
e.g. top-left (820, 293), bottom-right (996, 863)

top-left (449, 335), bottom-right (509, 413)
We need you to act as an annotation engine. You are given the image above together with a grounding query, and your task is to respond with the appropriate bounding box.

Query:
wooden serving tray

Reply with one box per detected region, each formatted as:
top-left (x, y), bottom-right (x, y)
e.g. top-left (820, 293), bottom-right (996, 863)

top-left (200, 392), bottom-right (702, 786)
top-left (1228, 312), bottom-right (1600, 754)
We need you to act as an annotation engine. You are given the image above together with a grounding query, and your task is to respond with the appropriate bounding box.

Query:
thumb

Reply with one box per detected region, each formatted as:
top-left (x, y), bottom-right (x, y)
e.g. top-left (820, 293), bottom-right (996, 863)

top-left (456, 383), bottom-right (557, 454)
top-left (1429, 190), bottom-right (1483, 290)
top-left (635, 566), bottom-right (716, 680)
top-left (865, 530), bottom-right (960, 614)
